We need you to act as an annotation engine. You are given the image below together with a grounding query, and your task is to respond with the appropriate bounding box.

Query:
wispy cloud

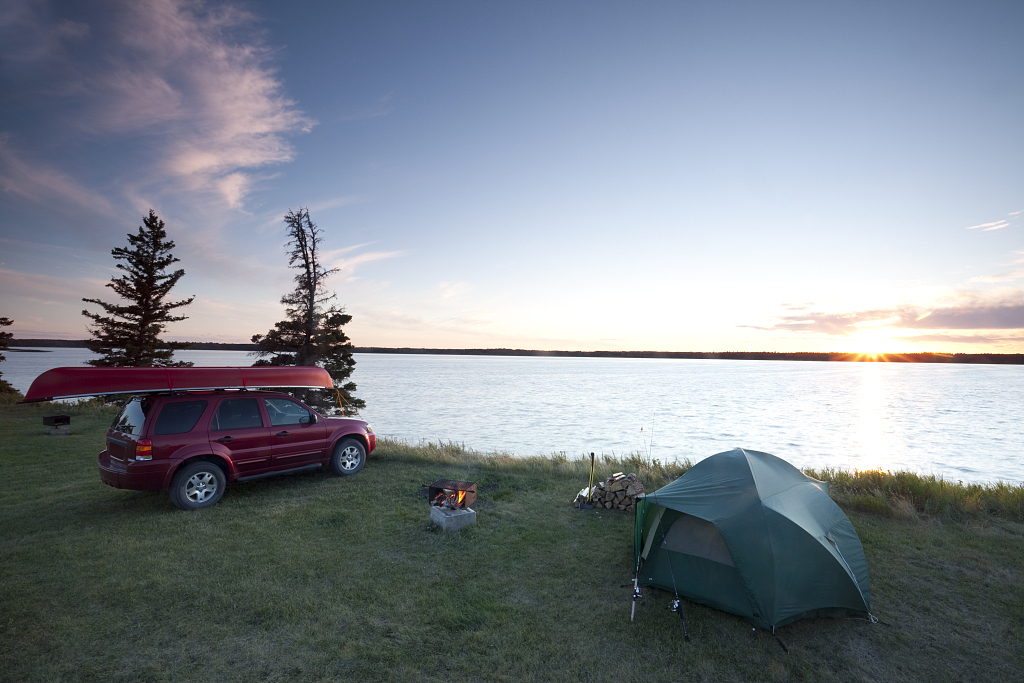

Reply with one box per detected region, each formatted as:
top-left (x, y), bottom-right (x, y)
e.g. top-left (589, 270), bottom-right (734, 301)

top-left (0, 135), bottom-right (116, 216)
top-left (970, 268), bottom-right (1024, 284)
top-left (339, 93), bottom-right (395, 122)
top-left (966, 209), bottom-right (1022, 232)
top-left (890, 332), bottom-right (1024, 345)
top-left (0, 267), bottom-right (108, 306)
top-left (746, 291), bottom-right (1024, 336)
top-left (966, 220), bottom-right (1009, 231)
top-left (5, 0), bottom-right (312, 210)
top-left (121, 0), bottom-right (314, 205)
top-left (437, 281), bottom-right (471, 299)
top-left (329, 250), bottom-right (405, 279)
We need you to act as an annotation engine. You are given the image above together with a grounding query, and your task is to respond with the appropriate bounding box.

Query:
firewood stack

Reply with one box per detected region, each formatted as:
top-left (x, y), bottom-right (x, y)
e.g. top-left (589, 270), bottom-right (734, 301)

top-left (573, 472), bottom-right (645, 512)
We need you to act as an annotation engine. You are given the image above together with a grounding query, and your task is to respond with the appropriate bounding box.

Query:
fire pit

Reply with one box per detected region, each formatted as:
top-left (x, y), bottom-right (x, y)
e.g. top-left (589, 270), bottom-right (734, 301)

top-left (428, 479), bottom-right (477, 531)
top-left (428, 479), bottom-right (477, 509)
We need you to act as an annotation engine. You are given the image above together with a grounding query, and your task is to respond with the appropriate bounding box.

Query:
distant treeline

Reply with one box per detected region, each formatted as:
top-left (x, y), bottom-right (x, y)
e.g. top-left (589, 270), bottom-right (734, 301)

top-left (10, 340), bottom-right (1024, 364)
top-left (11, 339), bottom-right (256, 351)
top-left (354, 347), bottom-right (1024, 364)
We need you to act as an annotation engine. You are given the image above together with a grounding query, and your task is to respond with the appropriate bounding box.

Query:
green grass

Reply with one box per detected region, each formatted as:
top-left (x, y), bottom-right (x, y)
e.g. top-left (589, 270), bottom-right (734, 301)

top-left (1, 404), bottom-right (1022, 682)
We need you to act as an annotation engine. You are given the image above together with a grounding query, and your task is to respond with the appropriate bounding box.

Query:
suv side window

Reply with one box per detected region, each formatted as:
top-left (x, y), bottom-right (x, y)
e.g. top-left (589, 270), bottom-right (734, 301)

top-left (154, 400), bottom-right (208, 435)
top-left (263, 397), bottom-right (313, 426)
top-left (112, 398), bottom-right (151, 435)
top-left (211, 398), bottom-right (264, 431)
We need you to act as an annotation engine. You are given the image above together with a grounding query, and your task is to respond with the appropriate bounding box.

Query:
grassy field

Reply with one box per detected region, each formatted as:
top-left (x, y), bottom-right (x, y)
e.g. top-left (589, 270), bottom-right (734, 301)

top-left (1, 402), bottom-right (1022, 682)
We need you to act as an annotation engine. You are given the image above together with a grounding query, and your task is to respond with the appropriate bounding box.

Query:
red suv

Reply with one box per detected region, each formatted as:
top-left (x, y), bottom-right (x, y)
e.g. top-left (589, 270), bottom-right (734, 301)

top-left (98, 391), bottom-right (375, 510)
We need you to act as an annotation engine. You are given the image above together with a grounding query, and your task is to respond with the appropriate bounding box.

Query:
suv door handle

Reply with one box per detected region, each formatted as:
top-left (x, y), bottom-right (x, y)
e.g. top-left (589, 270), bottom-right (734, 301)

top-left (216, 436), bottom-right (234, 442)
top-left (276, 431), bottom-right (290, 437)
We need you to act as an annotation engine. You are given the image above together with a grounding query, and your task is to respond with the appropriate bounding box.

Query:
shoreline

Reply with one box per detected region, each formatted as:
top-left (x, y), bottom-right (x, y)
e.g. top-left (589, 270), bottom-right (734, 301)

top-left (9, 339), bottom-right (1024, 364)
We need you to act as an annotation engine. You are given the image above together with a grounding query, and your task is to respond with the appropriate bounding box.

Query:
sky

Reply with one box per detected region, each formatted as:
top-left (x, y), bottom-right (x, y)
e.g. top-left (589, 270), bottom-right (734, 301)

top-left (1, 0), bottom-right (1022, 353)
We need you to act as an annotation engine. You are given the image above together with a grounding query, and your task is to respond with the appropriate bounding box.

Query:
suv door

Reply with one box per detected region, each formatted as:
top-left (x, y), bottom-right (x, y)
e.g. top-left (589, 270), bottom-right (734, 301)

top-left (208, 396), bottom-right (272, 475)
top-left (262, 397), bottom-right (328, 467)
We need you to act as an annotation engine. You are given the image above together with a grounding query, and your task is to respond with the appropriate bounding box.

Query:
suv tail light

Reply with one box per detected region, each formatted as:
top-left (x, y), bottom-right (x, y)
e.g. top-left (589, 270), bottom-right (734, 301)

top-left (135, 439), bottom-right (153, 461)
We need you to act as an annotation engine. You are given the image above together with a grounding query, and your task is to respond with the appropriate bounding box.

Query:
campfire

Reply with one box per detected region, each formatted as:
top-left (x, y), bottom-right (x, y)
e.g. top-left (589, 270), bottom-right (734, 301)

top-left (428, 479), bottom-right (477, 510)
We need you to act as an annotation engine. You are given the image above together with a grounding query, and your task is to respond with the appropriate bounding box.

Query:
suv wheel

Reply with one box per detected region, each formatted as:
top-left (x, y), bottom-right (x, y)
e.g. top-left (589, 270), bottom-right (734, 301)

top-left (329, 438), bottom-right (366, 476)
top-left (171, 461), bottom-right (226, 510)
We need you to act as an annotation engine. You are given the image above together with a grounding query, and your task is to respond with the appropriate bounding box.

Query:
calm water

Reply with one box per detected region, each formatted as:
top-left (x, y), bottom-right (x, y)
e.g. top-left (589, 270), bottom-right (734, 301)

top-left (4, 348), bottom-right (1023, 483)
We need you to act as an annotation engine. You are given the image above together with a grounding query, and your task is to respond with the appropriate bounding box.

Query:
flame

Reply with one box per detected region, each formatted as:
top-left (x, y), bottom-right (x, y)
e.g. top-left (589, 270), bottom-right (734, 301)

top-left (432, 487), bottom-right (468, 509)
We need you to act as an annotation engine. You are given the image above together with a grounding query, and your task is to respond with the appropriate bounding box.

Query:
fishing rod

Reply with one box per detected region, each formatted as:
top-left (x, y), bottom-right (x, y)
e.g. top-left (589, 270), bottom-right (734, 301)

top-left (659, 513), bottom-right (691, 641)
top-left (631, 547), bottom-right (643, 621)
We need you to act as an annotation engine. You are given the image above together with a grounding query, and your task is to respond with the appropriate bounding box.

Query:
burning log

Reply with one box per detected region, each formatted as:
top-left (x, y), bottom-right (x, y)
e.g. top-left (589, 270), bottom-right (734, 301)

top-left (428, 479), bottom-right (477, 510)
top-left (574, 472), bottom-right (643, 512)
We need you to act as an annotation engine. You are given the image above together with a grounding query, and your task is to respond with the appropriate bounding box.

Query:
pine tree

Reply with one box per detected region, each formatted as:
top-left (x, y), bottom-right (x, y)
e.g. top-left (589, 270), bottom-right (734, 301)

top-left (0, 316), bottom-right (18, 395)
top-left (82, 210), bottom-right (194, 367)
top-left (251, 208), bottom-right (364, 413)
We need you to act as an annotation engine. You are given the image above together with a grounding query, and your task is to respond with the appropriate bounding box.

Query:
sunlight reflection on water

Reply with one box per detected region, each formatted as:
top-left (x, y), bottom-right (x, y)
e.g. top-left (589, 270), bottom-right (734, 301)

top-left (4, 349), bottom-right (1022, 484)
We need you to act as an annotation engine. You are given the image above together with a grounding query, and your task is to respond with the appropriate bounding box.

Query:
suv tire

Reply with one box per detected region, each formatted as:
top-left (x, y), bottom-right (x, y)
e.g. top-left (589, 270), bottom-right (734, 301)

top-left (329, 438), bottom-right (366, 476)
top-left (170, 461), bottom-right (227, 510)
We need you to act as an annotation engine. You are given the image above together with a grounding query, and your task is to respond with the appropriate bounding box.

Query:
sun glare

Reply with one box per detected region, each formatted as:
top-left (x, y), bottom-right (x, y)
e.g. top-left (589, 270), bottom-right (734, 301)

top-left (851, 328), bottom-right (894, 358)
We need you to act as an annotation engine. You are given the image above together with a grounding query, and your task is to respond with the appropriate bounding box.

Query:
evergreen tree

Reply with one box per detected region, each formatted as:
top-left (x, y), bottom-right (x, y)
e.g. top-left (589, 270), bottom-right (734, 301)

top-left (82, 210), bottom-right (194, 367)
top-left (0, 316), bottom-right (18, 395)
top-left (251, 208), bottom-right (364, 413)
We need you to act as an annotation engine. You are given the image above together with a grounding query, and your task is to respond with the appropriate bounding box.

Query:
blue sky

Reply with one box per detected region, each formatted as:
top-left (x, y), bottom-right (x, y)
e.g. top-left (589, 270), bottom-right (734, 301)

top-left (1, 0), bottom-right (1022, 352)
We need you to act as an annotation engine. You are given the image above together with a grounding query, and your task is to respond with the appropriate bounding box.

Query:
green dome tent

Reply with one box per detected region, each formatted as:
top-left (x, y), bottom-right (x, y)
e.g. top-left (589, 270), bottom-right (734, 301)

top-left (634, 448), bottom-right (871, 630)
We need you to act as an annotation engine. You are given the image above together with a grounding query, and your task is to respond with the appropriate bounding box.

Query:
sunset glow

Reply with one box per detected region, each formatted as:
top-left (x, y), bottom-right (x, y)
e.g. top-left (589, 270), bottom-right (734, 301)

top-left (0, 1), bottom-right (1021, 353)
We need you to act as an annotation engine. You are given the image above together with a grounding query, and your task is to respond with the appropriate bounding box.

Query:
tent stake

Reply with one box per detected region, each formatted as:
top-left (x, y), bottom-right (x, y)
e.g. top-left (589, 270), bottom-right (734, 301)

top-left (770, 627), bottom-right (789, 653)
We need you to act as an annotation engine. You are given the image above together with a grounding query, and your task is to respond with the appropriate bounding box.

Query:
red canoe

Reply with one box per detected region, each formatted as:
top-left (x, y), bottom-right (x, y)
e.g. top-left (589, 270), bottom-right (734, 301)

top-left (22, 366), bottom-right (335, 403)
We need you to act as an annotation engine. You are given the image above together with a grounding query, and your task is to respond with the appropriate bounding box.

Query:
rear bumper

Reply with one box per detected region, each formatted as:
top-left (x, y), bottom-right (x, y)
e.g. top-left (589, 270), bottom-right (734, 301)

top-left (98, 450), bottom-right (171, 491)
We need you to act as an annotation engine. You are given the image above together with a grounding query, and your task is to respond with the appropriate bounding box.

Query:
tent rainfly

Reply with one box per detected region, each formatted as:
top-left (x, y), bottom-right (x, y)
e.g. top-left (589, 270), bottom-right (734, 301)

top-left (634, 448), bottom-right (871, 630)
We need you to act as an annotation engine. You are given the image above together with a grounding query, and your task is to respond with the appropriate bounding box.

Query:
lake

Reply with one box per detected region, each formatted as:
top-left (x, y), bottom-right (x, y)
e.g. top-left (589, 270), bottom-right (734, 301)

top-left (4, 347), bottom-right (1023, 484)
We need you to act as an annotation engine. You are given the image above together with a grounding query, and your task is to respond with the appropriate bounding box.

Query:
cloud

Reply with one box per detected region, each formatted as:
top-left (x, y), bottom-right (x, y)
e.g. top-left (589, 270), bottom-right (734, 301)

top-left (437, 281), bottom-right (471, 299)
top-left (0, 267), bottom-right (108, 306)
top-left (966, 220), bottom-right (1009, 231)
top-left (965, 210), bottom-right (1022, 233)
top-left (6, 0), bottom-right (313, 210)
top-left (889, 332), bottom-right (1024, 345)
top-left (747, 292), bottom-right (1024, 336)
top-left (326, 250), bottom-right (405, 277)
top-left (122, 0), bottom-right (314, 205)
top-left (970, 268), bottom-right (1024, 284)
top-left (0, 135), bottom-right (117, 216)
top-left (339, 92), bottom-right (395, 122)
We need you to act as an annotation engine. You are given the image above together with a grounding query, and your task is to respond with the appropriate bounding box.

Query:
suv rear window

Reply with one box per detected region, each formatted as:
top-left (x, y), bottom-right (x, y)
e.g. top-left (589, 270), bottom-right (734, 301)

top-left (111, 398), bottom-right (151, 436)
top-left (154, 400), bottom-right (208, 435)
top-left (211, 398), bottom-right (264, 431)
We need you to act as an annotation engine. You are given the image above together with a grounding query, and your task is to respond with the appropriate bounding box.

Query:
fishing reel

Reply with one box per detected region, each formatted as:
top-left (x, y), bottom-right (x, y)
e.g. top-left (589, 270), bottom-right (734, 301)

top-left (667, 599), bottom-right (691, 641)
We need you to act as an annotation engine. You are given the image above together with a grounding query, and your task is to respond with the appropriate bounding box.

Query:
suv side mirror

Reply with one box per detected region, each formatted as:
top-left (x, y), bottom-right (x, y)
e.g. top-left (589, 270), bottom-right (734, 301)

top-left (300, 413), bottom-right (318, 425)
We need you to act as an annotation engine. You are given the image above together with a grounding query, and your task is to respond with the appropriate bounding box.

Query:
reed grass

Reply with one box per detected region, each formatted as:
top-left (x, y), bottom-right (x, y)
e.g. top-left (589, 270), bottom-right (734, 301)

top-left (380, 437), bottom-right (1024, 523)
top-left (807, 467), bottom-right (1024, 522)
top-left (374, 436), bottom-right (692, 489)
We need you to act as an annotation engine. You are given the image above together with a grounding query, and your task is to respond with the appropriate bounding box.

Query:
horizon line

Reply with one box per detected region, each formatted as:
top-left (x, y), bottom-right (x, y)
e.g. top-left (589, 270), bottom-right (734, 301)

top-left (8, 339), bottom-right (1024, 364)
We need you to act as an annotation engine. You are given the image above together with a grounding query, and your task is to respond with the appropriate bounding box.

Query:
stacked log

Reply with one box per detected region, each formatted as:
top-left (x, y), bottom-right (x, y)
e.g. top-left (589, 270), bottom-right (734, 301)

top-left (573, 472), bottom-right (645, 512)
